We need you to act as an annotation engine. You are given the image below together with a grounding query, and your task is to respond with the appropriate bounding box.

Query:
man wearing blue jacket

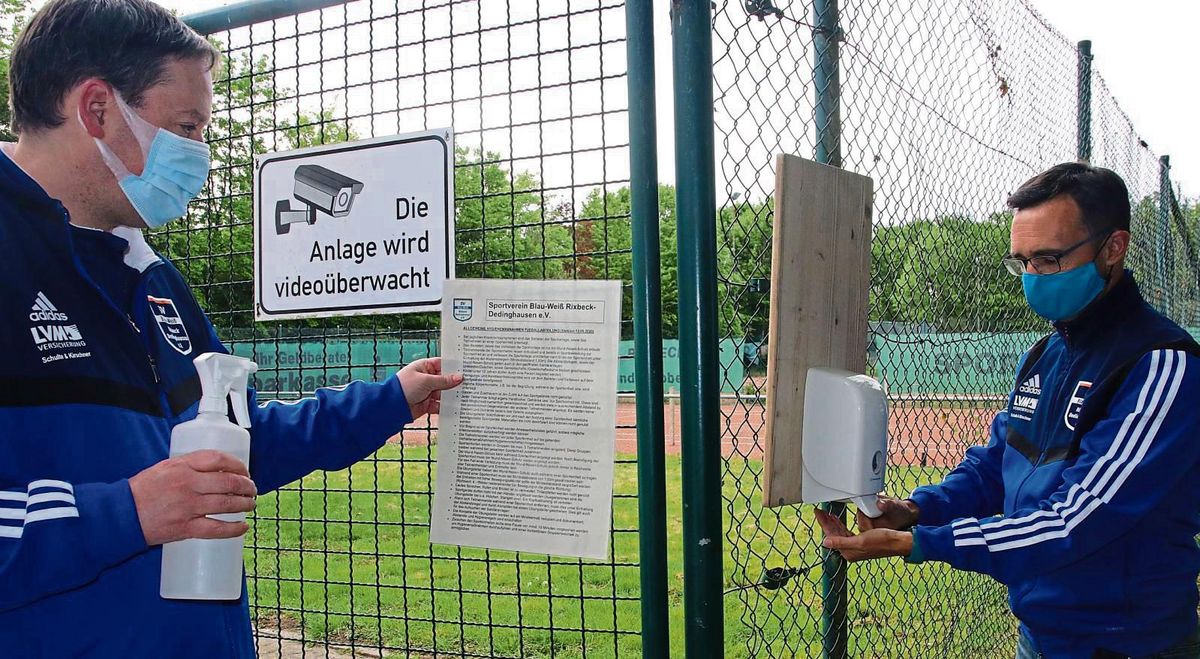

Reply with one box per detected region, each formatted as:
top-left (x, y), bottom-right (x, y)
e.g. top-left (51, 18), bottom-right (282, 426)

top-left (0, 1), bottom-right (461, 656)
top-left (817, 163), bottom-right (1200, 658)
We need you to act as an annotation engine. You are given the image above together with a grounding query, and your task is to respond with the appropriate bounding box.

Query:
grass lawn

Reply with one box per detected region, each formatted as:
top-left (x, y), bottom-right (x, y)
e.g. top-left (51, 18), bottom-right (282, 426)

top-left (245, 445), bottom-right (1013, 658)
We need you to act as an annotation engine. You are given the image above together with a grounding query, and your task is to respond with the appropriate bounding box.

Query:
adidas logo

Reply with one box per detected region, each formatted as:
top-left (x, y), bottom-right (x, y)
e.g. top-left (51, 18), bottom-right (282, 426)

top-left (1018, 374), bottom-right (1042, 396)
top-left (28, 291), bottom-right (68, 322)
top-left (29, 291), bottom-right (88, 355)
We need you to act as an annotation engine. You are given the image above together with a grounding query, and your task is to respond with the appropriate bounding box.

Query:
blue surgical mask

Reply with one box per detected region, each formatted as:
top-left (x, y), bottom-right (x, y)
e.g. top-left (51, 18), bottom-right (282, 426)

top-left (1022, 262), bottom-right (1107, 322)
top-left (83, 91), bottom-right (210, 228)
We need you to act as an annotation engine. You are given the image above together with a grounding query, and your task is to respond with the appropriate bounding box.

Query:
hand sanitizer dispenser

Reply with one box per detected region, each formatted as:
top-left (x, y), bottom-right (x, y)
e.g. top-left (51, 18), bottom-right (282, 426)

top-left (801, 367), bottom-right (888, 517)
top-left (161, 352), bottom-right (258, 600)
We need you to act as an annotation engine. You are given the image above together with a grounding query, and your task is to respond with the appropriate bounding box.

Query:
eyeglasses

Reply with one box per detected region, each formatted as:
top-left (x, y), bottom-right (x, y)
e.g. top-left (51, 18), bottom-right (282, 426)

top-left (1002, 232), bottom-right (1112, 276)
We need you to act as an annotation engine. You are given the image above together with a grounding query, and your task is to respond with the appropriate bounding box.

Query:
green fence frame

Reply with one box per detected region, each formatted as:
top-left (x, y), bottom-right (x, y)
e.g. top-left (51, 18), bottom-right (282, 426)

top-left (181, 1), bottom-right (665, 656)
top-left (175, 1), bottom-right (1199, 657)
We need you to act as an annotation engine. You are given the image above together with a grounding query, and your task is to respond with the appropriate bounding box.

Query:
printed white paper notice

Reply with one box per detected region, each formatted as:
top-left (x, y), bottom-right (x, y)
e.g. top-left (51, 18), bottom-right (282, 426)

top-left (430, 279), bottom-right (621, 559)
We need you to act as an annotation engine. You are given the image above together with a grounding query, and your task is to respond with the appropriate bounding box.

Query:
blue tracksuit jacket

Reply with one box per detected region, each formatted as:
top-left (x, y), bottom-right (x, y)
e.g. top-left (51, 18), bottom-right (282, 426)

top-left (908, 273), bottom-right (1200, 657)
top-left (0, 149), bottom-right (413, 656)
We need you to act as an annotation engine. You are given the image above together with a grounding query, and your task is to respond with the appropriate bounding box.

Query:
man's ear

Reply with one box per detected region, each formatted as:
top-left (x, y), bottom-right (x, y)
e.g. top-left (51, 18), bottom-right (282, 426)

top-left (76, 80), bottom-right (112, 139)
top-left (1105, 230), bottom-right (1130, 266)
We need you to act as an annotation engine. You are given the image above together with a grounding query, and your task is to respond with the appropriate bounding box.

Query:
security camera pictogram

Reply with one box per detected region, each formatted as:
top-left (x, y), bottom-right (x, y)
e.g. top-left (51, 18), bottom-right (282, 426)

top-left (275, 164), bottom-right (365, 235)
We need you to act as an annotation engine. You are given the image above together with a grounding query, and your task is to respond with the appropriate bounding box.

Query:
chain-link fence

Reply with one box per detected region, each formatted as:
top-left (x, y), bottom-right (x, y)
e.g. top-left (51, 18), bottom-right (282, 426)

top-left (156, 0), bottom-right (1199, 657)
top-left (710, 0), bottom-right (1198, 657)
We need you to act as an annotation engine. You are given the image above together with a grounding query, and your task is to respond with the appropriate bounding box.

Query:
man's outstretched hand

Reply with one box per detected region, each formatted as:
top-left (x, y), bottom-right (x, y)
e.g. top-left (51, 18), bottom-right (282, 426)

top-left (397, 358), bottom-right (463, 419)
top-left (814, 507), bottom-right (913, 563)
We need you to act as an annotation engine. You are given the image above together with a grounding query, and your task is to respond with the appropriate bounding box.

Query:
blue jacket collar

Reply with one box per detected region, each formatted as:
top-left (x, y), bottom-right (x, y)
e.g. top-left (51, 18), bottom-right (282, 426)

top-left (1053, 269), bottom-right (1145, 346)
top-left (0, 144), bottom-right (161, 273)
top-left (0, 143), bottom-right (65, 214)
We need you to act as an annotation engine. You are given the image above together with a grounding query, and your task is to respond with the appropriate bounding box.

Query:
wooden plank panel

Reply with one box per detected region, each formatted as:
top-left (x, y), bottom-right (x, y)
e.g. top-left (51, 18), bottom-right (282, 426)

top-left (828, 171), bottom-right (855, 369)
top-left (836, 169), bottom-right (872, 372)
top-left (849, 178), bottom-right (874, 371)
top-left (762, 155), bottom-right (873, 508)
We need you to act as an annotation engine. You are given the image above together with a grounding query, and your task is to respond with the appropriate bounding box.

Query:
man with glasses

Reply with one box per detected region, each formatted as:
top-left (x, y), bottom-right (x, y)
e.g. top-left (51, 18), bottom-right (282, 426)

top-left (816, 163), bottom-right (1200, 658)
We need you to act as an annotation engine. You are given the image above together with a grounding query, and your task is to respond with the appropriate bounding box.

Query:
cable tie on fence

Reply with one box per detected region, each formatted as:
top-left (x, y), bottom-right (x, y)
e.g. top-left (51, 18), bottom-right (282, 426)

top-left (743, 0), bottom-right (785, 21)
top-left (723, 561), bottom-right (822, 595)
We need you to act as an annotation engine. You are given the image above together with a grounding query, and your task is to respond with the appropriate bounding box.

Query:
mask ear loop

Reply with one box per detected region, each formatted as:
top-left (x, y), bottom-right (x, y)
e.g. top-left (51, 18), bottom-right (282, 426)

top-left (78, 107), bottom-right (133, 181)
top-left (79, 88), bottom-right (163, 181)
top-left (1094, 231), bottom-right (1117, 281)
top-left (109, 90), bottom-right (159, 155)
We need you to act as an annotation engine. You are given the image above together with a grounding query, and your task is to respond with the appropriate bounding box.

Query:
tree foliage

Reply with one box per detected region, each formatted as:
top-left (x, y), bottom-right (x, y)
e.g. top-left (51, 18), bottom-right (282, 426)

top-left (872, 213), bottom-right (1040, 331)
top-left (454, 148), bottom-right (573, 281)
top-left (0, 0), bottom-right (1118, 337)
top-left (155, 49), bottom-right (355, 332)
top-left (0, 0), bottom-right (30, 141)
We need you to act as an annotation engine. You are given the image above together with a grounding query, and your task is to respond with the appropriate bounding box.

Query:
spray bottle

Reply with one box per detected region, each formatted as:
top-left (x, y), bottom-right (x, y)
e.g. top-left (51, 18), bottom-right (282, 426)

top-left (160, 352), bottom-right (258, 600)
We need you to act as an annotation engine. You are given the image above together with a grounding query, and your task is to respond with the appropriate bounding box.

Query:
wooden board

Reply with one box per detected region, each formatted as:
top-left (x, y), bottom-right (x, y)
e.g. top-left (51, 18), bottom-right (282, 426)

top-left (762, 154), bottom-right (873, 508)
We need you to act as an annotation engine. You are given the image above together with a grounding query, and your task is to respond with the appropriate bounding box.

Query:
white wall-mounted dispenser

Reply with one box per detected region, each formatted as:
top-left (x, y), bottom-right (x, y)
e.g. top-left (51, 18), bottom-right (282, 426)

top-left (800, 367), bottom-right (888, 517)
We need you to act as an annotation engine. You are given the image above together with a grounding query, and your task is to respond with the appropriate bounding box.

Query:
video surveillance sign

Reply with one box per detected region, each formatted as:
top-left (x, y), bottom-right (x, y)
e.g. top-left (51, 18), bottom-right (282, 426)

top-left (254, 129), bottom-right (454, 321)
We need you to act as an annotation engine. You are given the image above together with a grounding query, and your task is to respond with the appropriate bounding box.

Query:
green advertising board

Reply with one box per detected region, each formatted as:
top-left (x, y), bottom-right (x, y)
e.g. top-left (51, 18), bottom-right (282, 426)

top-left (229, 340), bottom-right (436, 394)
top-left (871, 332), bottom-right (1043, 395)
top-left (231, 338), bottom-right (748, 395)
top-left (617, 339), bottom-right (745, 394)
top-left (874, 329), bottom-right (1200, 395)
top-left (231, 328), bottom-right (1200, 400)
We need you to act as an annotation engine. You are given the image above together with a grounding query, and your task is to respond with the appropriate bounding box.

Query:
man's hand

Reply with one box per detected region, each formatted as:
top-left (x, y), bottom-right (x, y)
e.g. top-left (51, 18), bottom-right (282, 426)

top-left (129, 450), bottom-right (258, 546)
top-left (856, 495), bottom-right (920, 531)
top-left (397, 357), bottom-right (463, 419)
top-left (814, 507), bottom-right (913, 562)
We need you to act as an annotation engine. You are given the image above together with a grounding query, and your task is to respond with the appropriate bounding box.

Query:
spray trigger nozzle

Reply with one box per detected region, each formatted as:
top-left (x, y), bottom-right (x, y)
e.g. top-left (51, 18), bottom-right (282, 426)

top-left (193, 353), bottom-right (258, 428)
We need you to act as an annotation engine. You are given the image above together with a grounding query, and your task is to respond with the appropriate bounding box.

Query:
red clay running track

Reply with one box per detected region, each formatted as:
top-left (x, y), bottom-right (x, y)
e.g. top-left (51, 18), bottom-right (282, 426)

top-left (396, 400), bottom-right (999, 469)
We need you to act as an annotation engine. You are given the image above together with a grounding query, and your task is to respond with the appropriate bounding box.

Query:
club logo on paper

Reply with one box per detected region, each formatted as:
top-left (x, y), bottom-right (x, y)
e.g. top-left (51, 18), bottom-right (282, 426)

top-left (147, 295), bottom-right (192, 355)
top-left (452, 298), bottom-right (473, 322)
top-left (1064, 380), bottom-right (1093, 431)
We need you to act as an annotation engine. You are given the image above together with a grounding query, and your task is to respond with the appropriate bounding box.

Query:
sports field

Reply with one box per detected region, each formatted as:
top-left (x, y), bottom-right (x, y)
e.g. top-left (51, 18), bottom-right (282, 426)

top-left (245, 405), bottom-right (1014, 659)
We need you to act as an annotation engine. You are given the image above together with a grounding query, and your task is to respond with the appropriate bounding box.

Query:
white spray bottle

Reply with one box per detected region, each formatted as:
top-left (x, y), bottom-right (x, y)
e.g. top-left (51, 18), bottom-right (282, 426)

top-left (160, 352), bottom-right (258, 600)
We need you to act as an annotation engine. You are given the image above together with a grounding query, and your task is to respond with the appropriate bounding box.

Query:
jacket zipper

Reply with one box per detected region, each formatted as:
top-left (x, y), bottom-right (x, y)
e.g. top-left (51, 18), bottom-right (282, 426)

top-left (127, 313), bottom-right (160, 383)
top-left (1010, 326), bottom-right (1075, 506)
top-left (59, 207), bottom-right (165, 393)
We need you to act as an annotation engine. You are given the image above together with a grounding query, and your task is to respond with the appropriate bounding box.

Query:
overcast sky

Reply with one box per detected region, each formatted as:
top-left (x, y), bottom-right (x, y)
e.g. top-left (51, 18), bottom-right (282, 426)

top-left (1026, 0), bottom-right (1198, 194)
top-left (130, 0), bottom-right (1200, 196)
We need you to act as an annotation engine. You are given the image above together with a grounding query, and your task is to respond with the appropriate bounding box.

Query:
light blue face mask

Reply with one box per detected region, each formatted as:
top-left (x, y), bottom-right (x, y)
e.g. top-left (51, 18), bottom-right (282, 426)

top-left (85, 91), bottom-right (211, 228)
top-left (1022, 261), bottom-right (1107, 322)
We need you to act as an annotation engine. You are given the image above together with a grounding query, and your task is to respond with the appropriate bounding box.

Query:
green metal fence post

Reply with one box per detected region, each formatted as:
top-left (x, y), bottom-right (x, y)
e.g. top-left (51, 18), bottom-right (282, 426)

top-left (671, 0), bottom-right (724, 656)
top-left (814, 0), bottom-right (849, 656)
top-left (1160, 155), bottom-right (1172, 310)
top-left (626, 1), bottom-right (670, 657)
top-left (1194, 192), bottom-right (1200, 327)
top-left (1076, 40), bottom-right (1093, 163)
top-left (815, 0), bottom-right (842, 168)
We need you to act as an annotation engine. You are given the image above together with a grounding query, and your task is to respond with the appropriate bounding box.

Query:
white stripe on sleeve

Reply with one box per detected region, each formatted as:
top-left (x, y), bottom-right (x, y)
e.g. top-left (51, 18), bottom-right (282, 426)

top-left (953, 350), bottom-right (1183, 550)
